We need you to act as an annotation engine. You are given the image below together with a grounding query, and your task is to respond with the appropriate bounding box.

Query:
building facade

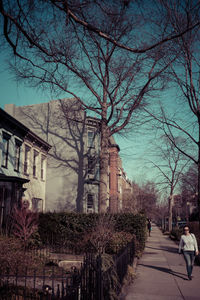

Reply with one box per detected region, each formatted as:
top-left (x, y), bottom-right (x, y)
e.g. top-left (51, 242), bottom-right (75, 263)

top-left (108, 137), bottom-right (134, 213)
top-left (5, 99), bottom-right (133, 213)
top-left (0, 108), bottom-right (51, 230)
top-left (5, 100), bottom-right (100, 213)
top-left (22, 131), bottom-right (51, 211)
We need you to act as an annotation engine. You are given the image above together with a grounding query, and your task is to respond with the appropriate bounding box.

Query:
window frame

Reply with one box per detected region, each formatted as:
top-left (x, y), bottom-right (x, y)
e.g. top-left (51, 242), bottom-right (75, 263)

top-left (1, 132), bottom-right (10, 168)
top-left (33, 149), bottom-right (39, 178)
top-left (87, 193), bottom-right (94, 211)
top-left (14, 139), bottom-right (22, 172)
top-left (87, 130), bottom-right (95, 148)
top-left (87, 156), bottom-right (96, 175)
top-left (24, 144), bottom-right (31, 175)
top-left (41, 155), bottom-right (46, 180)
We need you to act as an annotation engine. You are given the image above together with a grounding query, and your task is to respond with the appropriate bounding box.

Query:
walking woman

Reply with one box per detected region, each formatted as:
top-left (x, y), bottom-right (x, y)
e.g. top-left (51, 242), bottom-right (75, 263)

top-left (147, 219), bottom-right (152, 237)
top-left (178, 225), bottom-right (199, 280)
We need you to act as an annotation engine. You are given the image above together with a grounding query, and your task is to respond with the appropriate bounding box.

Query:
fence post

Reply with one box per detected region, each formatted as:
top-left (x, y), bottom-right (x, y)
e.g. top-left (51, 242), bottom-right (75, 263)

top-left (96, 255), bottom-right (103, 300)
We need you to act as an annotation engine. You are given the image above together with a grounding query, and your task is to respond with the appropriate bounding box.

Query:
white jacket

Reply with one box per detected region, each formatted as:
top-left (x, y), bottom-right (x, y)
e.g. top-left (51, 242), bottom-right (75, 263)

top-left (178, 233), bottom-right (198, 253)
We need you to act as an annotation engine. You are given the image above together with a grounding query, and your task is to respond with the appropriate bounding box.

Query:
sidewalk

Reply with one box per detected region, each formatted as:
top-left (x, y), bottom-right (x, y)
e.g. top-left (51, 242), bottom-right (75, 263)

top-left (121, 224), bottom-right (200, 300)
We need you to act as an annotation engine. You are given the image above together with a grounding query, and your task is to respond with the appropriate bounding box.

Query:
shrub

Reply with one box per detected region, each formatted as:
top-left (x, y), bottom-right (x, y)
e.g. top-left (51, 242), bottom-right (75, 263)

top-left (0, 284), bottom-right (46, 299)
top-left (81, 214), bottom-right (115, 254)
top-left (0, 235), bottom-right (45, 273)
top-left (38, 212), bottom-right (98, 248)
top-left (101, 253), bottom-right (120, 300)
top-left (114, 213), bottom-right (147, 251)
top-left (11, 201), bottom-right (38, 250)
top-left (170, 227), bottom-right (183, 241)
top-left (38, 212), bottom-right (147, 253)
top-left (105, 231), bottom-right (134, 254)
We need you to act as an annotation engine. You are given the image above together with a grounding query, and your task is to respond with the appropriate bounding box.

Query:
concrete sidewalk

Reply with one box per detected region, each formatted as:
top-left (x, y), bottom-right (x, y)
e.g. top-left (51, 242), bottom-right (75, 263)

top-left (121, 224), bottom-right (200, 300)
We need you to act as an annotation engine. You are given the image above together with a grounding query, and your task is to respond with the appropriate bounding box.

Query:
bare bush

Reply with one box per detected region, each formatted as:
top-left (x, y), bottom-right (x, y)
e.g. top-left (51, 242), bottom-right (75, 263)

top-left (11, 200), bottom-right (38, 250)
top-left (83, 214), bottom-right (115, 254)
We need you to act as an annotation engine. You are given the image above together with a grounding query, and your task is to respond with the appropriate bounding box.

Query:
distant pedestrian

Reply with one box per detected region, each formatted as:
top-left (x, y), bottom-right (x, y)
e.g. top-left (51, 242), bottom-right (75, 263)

top-left (178, 225), bottom-right (199, 280)
top-left (147, 219), bottom-right (152, 237)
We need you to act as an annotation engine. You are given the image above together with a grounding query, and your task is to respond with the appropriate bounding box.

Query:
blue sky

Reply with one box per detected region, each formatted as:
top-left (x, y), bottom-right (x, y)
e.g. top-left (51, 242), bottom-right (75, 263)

top-left (0, 53), bottom-right (50, 107)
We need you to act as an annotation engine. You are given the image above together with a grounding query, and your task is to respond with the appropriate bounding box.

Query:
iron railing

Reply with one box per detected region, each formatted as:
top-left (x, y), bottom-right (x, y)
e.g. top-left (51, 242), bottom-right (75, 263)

top-left (0, 238), bottom-right (135, 300)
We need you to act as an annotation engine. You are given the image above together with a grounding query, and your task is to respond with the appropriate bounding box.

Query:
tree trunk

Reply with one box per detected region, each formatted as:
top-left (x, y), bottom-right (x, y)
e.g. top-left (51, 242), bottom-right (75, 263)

top-left (168, 193), bottom-right (173, 232)
top-left (197, 162), bottom-right (200, 229)
top-left (76, 152), bottom-right (84, 212)
top-left (99, 120), bottom-right (109, 213)
top-left (198, 120), bottom-right (200, 229)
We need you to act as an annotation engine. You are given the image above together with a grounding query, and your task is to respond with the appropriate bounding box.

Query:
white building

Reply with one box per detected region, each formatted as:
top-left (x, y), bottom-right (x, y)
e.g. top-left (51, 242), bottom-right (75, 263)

top-left (0, 108), bottom-right (51, 230)
top-left (5, 99), bottom-right (100, 213)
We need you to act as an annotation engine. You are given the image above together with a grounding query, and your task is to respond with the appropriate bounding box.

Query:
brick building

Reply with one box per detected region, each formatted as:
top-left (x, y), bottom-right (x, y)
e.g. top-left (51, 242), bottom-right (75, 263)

top-left (108, 137), bottom-right (133, 213)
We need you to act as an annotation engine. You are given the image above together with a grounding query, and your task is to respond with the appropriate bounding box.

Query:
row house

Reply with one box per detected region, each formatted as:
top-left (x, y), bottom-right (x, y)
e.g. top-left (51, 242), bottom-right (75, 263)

top-left (0, 108), bottom-right (51, 230)
top-left (5, 99), bottom-right (100, 213)
top-left (5, 99), bottom-right (133, 213)
top-left (108, 137), bottom-right (133, 213)
top-left (173, 194), bottom-right (198, 222)
top-left (84, 117), bottom-right (100, 213)
top-left (121, 170), bottom-right (133, 211)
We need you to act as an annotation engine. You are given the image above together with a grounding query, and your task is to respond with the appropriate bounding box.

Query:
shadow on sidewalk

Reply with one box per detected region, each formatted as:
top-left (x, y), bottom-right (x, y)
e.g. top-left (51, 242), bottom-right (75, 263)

top-left (139, 264), bottom-right (187, 280)
top-left (160, 246), bottom-right (179, 253)
top-left (146, 245), bottom-right (178, 254)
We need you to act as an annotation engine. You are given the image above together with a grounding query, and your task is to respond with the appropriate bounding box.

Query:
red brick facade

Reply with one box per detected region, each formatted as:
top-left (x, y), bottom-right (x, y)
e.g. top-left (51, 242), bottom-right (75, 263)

top-left (108, 138), bottom-right (133, 213)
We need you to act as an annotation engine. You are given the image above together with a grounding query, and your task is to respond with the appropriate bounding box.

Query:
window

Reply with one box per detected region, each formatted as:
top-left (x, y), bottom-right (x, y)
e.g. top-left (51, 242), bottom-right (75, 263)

top-left (24, 145), bottom-right (31, 175)
top-left (1, 132), bottom-right (10, 168)
top-left (41, 155), bottom-right (46, 180)
top-left (88, 156), bottom-right (96, 175)
top-left (14, 140), bottom-right (21, 172)
top-left (88, 130), bottom-right (95, 148)
top-left (33, 150), bottom-right (39, 177)
top-left (87, 193), bottom-right (94, 212)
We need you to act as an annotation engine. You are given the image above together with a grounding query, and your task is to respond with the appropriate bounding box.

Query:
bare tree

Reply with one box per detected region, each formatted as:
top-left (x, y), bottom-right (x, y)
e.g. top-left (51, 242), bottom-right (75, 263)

top-left (0, 1), bottom-right (188, 212)
top-left (145, 0), bottom-right (200, 226)
top-left (122, 181), bottom-right (138, 213)
top-left (155, 201), bottom-right (168, 230)
top-left (136, 181), bottom-right (158, 219)
top-left (83, 214), bottom-right (115, 254)
top-left (180, 163), bottom-right (198, 222)
top-left (149, 137), bottom-right (189, 231)
top-left (1, 0), bottom-right (198, 54)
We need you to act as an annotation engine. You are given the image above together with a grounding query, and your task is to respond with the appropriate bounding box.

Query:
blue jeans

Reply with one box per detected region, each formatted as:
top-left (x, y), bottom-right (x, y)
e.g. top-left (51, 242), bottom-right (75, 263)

top-left (183, 251), bottom-right (195, 277)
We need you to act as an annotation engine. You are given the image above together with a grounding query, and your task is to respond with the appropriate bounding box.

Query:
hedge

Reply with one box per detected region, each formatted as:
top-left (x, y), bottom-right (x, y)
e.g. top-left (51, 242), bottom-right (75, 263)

top-left (37, 212), bottom-right (147, 252)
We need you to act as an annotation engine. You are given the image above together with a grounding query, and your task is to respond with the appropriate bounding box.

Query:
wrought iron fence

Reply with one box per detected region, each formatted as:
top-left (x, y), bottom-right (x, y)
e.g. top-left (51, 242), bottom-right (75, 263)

top-left (0, 238), bottom-right (135, 300)
top-left (0, 266), bottom-right (80, 300)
